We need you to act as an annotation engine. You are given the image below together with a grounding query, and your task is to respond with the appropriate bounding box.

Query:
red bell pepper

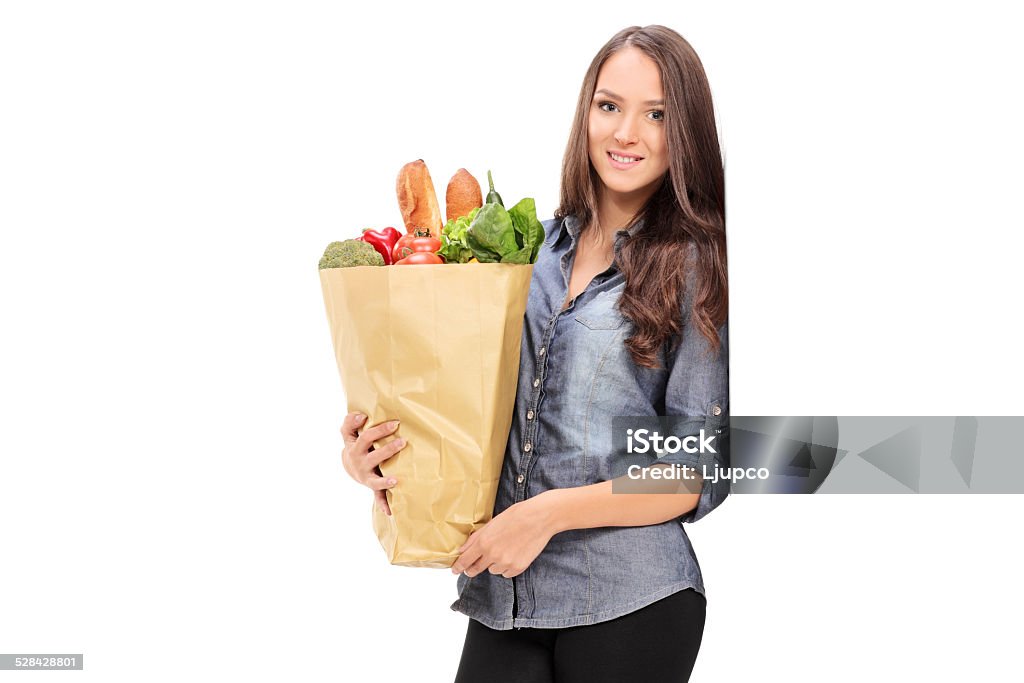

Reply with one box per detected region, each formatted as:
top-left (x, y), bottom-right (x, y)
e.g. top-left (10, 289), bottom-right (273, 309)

top-left (357, 227), bottom-right (402, 265)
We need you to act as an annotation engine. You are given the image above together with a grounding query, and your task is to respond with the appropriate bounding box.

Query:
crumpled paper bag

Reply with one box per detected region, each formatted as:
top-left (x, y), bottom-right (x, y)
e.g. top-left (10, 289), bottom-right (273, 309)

top-left (320, 263), bottom-right (532, 567)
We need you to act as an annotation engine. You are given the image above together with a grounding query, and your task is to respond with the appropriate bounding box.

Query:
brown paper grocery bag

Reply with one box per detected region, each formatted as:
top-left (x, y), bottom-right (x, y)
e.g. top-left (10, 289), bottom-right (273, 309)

top-left (320, 263), bottom-right (532, 567)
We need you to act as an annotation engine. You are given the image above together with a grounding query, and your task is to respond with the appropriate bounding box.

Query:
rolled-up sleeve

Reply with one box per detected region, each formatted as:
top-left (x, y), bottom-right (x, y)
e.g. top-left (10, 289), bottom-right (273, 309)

top-left (656, 308), bottom-right (730, 524)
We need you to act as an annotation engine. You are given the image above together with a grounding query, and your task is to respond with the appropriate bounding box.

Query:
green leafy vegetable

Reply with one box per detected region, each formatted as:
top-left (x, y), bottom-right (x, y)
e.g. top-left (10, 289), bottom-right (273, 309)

top-left (508, 198), bottom-right (545, 262)
top-left (500, 246), bottom-right (533, 264)
top-left (438, 171), bottom-right (546, 265)
top-left (438, 207), bottom-right (480, 263)
top-left (465, 228), bottom-right (501, 262)
top-left (464, 199), bottom-right (546, 264)
top-left (468, 203), bottom-right (519, 257)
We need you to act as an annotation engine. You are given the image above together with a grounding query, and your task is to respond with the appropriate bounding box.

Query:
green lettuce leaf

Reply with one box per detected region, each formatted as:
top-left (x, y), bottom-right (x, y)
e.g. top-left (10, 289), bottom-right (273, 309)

top-left (501, 246), bottom-right (533, 264)
top-left (471, 204), bottom-right (520, 258)
top-left (467, 203), bottom-right (518, 260)
top-left (508, 197), bottom-right (545, 263)
top-left (438, 207), bottom-right (479, 263)
top-left (457, 194), bottom-right (547, 264)
top-left (466, 230), bottom-right (502, 262)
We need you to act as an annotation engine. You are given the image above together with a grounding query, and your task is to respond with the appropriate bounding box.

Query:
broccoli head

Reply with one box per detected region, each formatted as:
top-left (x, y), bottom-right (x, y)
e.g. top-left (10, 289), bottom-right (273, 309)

top-left (318, 239), bottom-right (385, 269)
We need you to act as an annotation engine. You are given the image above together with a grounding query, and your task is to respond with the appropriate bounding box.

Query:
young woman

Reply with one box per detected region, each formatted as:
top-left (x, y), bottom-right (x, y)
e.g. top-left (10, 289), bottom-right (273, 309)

top-left (342, 25), bottom-right (729, 682)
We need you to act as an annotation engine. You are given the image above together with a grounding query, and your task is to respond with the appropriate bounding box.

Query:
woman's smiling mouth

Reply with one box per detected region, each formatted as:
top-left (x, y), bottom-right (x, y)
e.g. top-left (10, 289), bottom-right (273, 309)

top-left (608, 151), bottom-right (643, 169)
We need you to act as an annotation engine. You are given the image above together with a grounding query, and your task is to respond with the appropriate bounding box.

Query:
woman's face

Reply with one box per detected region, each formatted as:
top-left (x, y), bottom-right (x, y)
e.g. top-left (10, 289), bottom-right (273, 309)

top-left (587, 47), bottom-right (670, 206)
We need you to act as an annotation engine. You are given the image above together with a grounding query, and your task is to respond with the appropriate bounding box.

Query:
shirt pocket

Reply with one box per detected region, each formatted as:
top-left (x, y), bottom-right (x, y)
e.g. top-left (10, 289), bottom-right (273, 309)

top-left (574, 293), bottom-right (626, 330)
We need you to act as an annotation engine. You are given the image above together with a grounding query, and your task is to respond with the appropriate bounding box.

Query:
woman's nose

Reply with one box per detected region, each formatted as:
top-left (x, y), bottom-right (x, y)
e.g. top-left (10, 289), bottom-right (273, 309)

top-left (614, 118), bottom-right (639, 146)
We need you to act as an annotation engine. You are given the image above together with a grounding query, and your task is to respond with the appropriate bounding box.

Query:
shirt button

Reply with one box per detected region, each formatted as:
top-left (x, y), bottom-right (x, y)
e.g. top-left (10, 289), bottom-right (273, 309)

top-left (517, 474), bottom-right (525, 484)
top-left (539, 347), bottom-right (546, 356)
top-left (524, 442), bottom-right (532, 453)
top-left (527, 410), bottom-right (535, 420)
top-left (533, 378), bottom-right (540, 388)
top-left (712, 405), bottom-right (722, 416)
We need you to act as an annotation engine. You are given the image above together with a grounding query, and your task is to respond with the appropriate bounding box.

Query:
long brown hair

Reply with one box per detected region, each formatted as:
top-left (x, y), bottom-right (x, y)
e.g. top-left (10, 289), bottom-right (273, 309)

top-left (555, 25), bottom-right (727, 368)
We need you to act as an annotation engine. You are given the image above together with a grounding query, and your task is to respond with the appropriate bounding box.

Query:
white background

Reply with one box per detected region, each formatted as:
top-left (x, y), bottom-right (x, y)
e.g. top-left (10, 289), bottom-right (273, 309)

top-left (1, 1), bottom-right (1022, 681)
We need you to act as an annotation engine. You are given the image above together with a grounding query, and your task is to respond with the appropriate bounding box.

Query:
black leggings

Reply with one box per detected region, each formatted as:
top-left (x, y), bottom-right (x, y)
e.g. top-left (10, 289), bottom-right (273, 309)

top-left (454, 589), bottom-right (706, 683)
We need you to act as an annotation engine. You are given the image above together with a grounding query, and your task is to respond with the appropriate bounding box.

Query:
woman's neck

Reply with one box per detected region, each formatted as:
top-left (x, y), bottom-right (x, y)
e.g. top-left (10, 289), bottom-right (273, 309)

top-left (593, 188), bottom-right (650, 243)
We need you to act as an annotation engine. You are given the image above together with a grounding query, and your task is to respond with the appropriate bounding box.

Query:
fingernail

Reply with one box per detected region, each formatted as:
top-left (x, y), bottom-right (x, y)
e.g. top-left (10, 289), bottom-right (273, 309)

top-left (355, 413), bottom-right (366, 423)
top-left (395, 438), bottom-right (405, 448)
top-left (387, 478), bottom-right (397, 485)
top-left (389, 420), bottom-right (400, 430)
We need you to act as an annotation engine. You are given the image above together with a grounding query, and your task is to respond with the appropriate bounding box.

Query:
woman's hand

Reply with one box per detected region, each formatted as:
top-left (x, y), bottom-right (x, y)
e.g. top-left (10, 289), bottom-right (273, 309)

top-left (340, 412), bottom-right (405, 515)
top-left (450, 496), bottom-right (557, 578)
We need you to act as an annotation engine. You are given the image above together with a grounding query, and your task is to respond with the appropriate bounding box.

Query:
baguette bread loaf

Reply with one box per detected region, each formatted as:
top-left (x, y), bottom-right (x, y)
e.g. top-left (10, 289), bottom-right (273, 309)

top-left (396, 159), bottom-right (443, 235)
top-left (445, 168), bottom-right (483, 222)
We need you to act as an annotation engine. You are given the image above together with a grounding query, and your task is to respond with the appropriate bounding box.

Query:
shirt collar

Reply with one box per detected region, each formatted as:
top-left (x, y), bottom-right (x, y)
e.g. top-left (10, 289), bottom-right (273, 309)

top-left (555, 213), bottom-right (645, 251)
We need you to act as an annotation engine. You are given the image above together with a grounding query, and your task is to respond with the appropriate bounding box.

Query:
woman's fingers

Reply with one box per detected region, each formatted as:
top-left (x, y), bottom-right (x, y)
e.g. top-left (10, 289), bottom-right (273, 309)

top-left (366, 473), bottom-right (398, 492)
top-left (374, 489), bottom-right (392, 516)
top-left (463, 556), bottom-right (494, 578)
top-left (457, 531), bottom-right (478, 554)
top-left (452, 544), bottom-right (484, 575)
top-left (340, 412), bottom-right (368, 444)
top-left (367, 438), bottom-right (405, 467)
top-left (339, 415), bottom-right (403, 502)
top-left (355, 419), bottom-right (400, 452)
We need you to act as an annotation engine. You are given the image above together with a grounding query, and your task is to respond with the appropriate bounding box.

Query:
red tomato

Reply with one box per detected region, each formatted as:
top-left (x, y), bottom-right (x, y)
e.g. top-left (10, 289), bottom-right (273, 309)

top-left (395, 252), bottom-right (444, 265)
top-left (392, 229), bottom-right (442, 263)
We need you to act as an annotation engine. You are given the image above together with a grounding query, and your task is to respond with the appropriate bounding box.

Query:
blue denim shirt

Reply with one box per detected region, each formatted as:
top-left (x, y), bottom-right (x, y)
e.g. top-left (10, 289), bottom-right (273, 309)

top-left (450, 214), bottom-right (730, 630)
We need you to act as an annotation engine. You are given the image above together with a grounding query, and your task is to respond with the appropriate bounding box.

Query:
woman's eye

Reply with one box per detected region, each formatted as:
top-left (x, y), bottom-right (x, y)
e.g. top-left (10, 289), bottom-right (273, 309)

top-left (596, 101), bottom-right (663, 121)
